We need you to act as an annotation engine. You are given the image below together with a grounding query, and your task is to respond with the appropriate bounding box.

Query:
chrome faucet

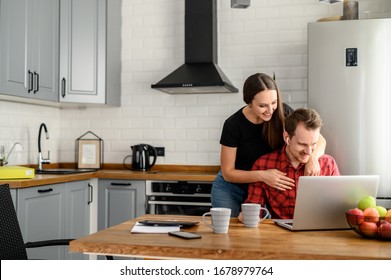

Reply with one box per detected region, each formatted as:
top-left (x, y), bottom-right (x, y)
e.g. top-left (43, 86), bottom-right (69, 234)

top-left (0, 142), bottom-right (23, 166)
top-left (38, 123), bottom-right (50, 170)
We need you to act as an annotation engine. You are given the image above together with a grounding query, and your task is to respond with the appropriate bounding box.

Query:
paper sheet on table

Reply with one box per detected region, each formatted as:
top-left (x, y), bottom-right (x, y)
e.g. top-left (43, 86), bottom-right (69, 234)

top-left (130, 222), bottom-right (180, 234)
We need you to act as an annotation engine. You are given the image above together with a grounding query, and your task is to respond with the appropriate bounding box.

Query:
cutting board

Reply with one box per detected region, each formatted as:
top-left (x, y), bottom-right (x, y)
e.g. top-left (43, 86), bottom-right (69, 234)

top-left (0, 166), bottom-right (35, 179)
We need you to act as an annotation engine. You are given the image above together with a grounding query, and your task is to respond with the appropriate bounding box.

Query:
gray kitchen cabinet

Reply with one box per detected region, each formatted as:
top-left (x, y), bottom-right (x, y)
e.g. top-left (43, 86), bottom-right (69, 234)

top-left (98, 179), bottom-right (146, 230)
top-left (65, 181), bottom-right (91, 260)
top-left (16, 180), bottom-right (91, 260)
top-left (0, 0), bottom-right (59, 102)
top-left (17, 183), bottom-right (66, 260)
top-left (59, 0), bottom-right (121, 106)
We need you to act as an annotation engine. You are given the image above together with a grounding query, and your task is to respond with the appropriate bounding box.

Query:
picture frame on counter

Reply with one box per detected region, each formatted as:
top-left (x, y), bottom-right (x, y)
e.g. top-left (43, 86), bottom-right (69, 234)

top-left (76, 131), bottom-right (103, 169)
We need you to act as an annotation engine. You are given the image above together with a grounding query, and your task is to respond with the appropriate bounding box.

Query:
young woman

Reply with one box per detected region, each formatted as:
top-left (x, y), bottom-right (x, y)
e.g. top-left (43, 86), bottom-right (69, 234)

top-left (211, 73), bottom-right (326, 216)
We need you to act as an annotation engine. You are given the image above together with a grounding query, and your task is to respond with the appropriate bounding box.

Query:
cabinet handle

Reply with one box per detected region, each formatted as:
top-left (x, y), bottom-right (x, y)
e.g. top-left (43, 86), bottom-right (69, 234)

top-left (28, 70), bottom-right (34, 93)
top-left (33, 71), bottom-right (39, 93)
top-left (110, 182), bottom-right (132, 186)
top-left (61, 78), bottom-right (66, 98)
top-left (37, 188), bottom-right (53, 193)
top-left (88, 183), bottom-right (93, 205)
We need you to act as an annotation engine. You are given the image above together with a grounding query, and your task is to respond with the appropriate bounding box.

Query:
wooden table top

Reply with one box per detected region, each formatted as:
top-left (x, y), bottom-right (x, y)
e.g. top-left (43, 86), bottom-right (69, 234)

top-left (69, 214), bottom-right (391, 260)
top-left (3, 165), bottom-right (218, 189)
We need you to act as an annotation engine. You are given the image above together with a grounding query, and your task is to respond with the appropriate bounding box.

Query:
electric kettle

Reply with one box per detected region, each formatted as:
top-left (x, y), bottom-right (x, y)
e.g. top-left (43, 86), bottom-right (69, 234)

top-left (129, 144), bottom-right (157, 171)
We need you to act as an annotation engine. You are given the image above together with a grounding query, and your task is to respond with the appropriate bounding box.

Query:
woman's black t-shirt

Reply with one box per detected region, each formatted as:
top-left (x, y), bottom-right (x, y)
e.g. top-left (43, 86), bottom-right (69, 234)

top-left (220, 107), bottom-right (272, 171)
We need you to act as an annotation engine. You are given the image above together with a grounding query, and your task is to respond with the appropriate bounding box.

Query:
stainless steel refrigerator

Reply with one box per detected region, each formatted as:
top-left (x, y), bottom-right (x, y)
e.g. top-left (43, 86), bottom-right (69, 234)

top-left (308, 18), bottom-right (391, 208)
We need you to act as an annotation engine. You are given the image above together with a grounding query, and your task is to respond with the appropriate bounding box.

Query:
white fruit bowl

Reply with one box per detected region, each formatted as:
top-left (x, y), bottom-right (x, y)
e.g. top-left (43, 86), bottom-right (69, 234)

top-left (345, 211), bottom-right (391, 240)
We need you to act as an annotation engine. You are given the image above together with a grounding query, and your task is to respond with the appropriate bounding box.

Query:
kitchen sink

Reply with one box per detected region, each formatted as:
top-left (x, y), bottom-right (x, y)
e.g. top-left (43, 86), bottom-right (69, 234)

top-left (35, 168), bottom-right (97, 175)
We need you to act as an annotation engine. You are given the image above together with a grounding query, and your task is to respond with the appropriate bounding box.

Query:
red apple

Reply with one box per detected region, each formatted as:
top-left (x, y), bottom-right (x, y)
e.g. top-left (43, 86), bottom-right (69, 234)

top-left (385, 209), bottom-right (391, 223)
top-left (378, 222), bottom-right (391, 239)
top-left (359, 221), bottom-right (378, 238)
top-left (363, 207), bottom-right (380, 223)
top-left (346, 208), bottom-right (364, 226)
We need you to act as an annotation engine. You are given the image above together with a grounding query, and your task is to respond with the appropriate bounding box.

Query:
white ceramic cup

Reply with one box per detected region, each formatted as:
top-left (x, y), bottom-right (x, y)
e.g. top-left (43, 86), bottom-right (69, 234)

top-left (241, 203), bottom-right (269, 228)
top-left (202, 207), bottom-right (231, 234)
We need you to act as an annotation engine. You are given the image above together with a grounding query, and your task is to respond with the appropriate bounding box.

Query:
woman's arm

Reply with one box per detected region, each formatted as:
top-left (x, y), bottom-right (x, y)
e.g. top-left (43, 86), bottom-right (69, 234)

top-left (220, 145), bottom-right (294, 190)
top-left (304, 133), bottom-right (326, 176)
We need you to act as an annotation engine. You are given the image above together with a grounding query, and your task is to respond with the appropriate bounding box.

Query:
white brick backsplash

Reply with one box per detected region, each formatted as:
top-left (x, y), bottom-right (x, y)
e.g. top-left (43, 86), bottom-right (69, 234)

top-left (100, 129), bottom-right (121, 142)
top-left (165, 152), bottom-right (185, 163)
top-left (154, 117), bottom-right (176, 129)
top-left (175, 117), bottom-right (197, 129)
top-left (164, 129), bottom-right (186, 140)
top-left (198, 117), bottom-right (220, 129)
top-left (280, 6), bottom-right (304, 18)
top-left (91, 119), bottom-right (111, 129)
top-left (176, 141), bottom-right (197, 152)
top-left (121, 129), bottom-right (142, 141)
top-left (186, 106), bottom-right (209, 117)
top-left (131, 117), bottom-right (153, 129)
top-left (198, 141), bottom-right (221, 153)
top-left (187, 129), bottom-right (209, 141)
top-left (195, 94), bottom-right (219, 105)
top-left (142, 129), bottom-right (165, 141)
top-left (174, 95), bottom-right (197, 106)
top-left (187, 152), bottom-right (209, 164)
top-left (209, 153), bottom-right (221, 165)
top-left (1, 0), bottom-right (390, 166)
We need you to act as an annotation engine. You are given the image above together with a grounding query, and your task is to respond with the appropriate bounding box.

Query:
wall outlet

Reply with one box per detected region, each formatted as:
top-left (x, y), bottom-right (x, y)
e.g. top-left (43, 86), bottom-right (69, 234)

top-left (155, 147), bottom-right (165, 157)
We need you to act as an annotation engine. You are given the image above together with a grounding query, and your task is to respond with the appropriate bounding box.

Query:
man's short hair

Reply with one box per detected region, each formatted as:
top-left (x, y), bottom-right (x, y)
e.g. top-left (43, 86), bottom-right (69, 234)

top-left (285, 108), bottom-right (323, 137)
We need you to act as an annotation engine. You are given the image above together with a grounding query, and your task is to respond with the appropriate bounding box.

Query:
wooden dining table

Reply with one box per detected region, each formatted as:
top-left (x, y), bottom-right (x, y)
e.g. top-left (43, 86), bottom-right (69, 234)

top-left (69, 214), bottom-right (391, 260)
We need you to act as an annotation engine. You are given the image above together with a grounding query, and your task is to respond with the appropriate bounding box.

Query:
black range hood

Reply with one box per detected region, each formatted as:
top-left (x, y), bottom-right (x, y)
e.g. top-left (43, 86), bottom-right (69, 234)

top-left (151, 0), bottom-right (238, 94)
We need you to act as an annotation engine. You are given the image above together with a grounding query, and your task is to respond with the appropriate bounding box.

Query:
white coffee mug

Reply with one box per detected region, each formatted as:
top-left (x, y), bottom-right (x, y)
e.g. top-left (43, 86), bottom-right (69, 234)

top-left (241, 203), bottom-right (269, 228)
top-left (202, 207), bottom-right (231, 233)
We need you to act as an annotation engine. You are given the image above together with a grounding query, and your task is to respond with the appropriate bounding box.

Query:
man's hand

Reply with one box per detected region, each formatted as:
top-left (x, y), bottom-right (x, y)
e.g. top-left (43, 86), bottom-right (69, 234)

top-left (304, 154), bottom-right (321, 176)
top-left (238, 212), bottom-right (243, 223)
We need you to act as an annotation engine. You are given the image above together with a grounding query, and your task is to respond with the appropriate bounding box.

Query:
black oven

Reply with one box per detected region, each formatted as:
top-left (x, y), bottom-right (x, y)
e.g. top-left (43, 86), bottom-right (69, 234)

top-left (146, 180), bottom-right (212, 216)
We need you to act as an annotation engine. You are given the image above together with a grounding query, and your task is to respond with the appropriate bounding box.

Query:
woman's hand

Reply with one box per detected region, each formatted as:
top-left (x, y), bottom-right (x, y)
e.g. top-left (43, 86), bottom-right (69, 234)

top-left (304, 154), bottom-right (321, 176)
top-left (260, 169), bottom-right (295, 191)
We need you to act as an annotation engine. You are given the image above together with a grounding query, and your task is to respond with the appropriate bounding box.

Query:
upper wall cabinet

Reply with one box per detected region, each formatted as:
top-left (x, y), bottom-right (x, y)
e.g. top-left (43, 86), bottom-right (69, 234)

top-left (59, 0), bottom-right (121, 106)
top-left (0, 0), bottom-right (59, 102)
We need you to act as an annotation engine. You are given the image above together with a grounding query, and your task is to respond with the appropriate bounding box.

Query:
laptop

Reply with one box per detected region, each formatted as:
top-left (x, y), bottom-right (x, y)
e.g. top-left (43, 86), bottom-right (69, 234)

top-left (273, 175), bottom-right (379, 231)
top-left (137, 220), bottom-right (199, 228)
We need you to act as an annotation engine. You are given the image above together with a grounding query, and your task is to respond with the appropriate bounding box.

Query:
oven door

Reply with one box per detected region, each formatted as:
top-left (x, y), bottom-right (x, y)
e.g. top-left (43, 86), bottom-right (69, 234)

top-left (147, 196), bottom-right (211, 216)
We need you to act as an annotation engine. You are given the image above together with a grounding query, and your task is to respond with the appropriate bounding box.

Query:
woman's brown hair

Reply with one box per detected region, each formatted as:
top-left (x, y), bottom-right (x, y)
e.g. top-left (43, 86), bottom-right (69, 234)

top-left (243, 73), bottom-right (285, 150)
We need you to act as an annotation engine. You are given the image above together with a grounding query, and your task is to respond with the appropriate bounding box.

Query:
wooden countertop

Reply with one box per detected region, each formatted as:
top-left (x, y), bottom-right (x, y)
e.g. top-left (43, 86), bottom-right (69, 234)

top-left (0, 165), bottom-right (219, 189)
top-left (69, 214), bottom-right (391, 260)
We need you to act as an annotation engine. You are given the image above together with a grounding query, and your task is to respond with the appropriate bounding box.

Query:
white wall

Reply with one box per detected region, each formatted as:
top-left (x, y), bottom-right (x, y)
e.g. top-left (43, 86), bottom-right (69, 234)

top-left (1, 0), bottom-right (390, 166)
top-left (0, 101), bottom-right (61, 165)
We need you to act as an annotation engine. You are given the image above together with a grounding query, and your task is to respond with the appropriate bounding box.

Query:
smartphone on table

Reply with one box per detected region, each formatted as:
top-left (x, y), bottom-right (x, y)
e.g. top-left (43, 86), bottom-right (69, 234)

top-left (168, 231), bottom-right (201, 239)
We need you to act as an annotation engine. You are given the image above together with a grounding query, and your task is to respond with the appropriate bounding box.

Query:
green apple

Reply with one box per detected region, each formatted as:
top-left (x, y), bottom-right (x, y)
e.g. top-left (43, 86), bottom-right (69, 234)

top-left (375, 206), bottom-right (387, 217)
top-left (357, 195), bottom-right (376, 210)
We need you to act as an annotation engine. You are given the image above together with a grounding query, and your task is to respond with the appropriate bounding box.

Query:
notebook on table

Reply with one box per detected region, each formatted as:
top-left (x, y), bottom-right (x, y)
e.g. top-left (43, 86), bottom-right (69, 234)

top-left (131, 220), bottom-right (199, 234)
top-left (273, 175), bottom-right (379, 231)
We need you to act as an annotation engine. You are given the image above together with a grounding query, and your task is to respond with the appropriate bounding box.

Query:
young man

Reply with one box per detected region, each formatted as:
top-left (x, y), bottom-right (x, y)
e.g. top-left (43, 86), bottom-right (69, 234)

top-left (239, 108), bottom-right (340, 220)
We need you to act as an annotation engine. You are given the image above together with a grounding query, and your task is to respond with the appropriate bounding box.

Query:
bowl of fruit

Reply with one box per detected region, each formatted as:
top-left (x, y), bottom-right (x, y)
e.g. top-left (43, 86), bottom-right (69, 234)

top-left (346, 195), bottom-right (391, 240)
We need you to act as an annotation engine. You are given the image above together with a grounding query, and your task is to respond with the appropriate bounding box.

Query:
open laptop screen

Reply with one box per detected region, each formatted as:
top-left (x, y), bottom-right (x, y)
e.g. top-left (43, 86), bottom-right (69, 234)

top-left (274, 175), bottom-right (379, 230)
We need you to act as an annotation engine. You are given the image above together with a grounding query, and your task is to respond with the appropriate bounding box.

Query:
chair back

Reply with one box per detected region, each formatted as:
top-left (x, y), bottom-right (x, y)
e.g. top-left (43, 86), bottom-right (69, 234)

top-left (0, 184), bottom-right (28, 260)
